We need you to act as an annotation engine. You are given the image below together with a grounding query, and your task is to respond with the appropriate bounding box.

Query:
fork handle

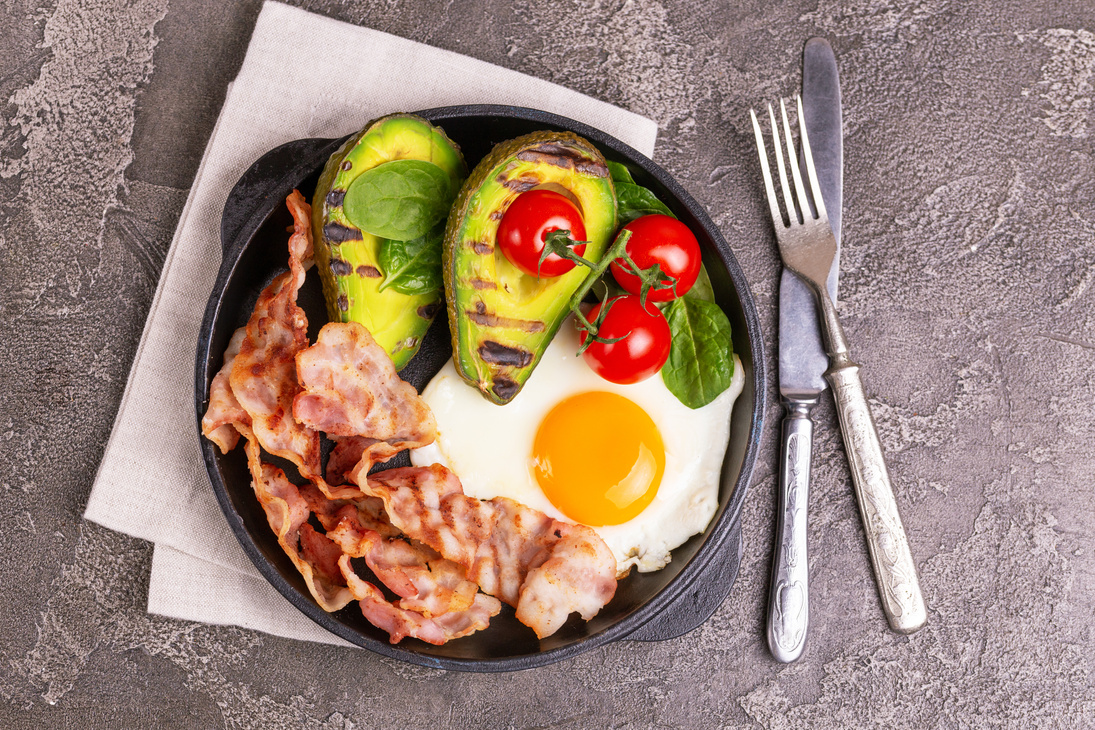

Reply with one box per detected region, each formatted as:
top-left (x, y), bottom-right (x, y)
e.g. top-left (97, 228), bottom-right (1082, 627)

top-left (825, 351), bottom-right (927, 634)
top-left (767, 394), bottom-right (816, 662)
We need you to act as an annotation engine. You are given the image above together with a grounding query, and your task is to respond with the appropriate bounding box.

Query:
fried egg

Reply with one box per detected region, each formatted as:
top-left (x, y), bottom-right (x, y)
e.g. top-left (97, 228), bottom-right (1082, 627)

top-left (410, 319), bottom-right (744, 575)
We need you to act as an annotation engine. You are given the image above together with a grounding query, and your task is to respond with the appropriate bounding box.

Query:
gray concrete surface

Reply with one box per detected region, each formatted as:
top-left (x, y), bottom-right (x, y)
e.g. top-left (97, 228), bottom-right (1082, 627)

top-left (2, 0), bottom-right (1094, 727)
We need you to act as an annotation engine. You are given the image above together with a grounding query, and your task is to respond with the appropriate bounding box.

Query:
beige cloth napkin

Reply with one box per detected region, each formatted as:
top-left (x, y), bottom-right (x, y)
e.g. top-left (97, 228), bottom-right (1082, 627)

top-left (85, 0), bottom-right (658, 646)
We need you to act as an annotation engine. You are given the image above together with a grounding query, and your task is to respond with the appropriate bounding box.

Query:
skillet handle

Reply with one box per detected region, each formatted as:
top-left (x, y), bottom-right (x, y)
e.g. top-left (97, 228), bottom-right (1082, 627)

top-left (624, 521), bottom-right (743, 642)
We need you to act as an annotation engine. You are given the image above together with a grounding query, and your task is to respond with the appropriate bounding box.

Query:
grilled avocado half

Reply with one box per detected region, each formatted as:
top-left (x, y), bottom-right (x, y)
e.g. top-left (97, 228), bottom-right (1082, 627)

top-left (312, 114), bottom-right (466, 370)
top-left (443, 131), bottom-right (617, 404)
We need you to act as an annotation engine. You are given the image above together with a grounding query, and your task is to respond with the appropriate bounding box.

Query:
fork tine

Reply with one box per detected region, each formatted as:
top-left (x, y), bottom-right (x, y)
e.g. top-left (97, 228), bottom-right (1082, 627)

top-left (780, 98), bottom-right (812, 222)
top-left (750, 108), bottom-right (784, 229)
top-left (767, 104), bottom-right (796, 225)
top-left (797, 95), bottom-right (828, 220)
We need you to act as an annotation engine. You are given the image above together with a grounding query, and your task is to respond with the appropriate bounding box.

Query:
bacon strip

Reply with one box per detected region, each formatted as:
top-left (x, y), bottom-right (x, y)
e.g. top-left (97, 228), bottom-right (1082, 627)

top-left (294, 322), bottom-right (437, 481)
top-left (201, 327), bottom-right (251, 453)
top-left (325, 436), bottom-right (397, 487)
top-left (326, 524), bottom-right (478, 616)
top-left (298, 482), bottom-right (399, 539)
top-left (338, 555), bottom-right (500, 645)
top-left (300, 479), bottom-right (478, 616)
top-left (228, 190), bottom-right (322, 478)
top-left (513, 521), bottom-right (620, 637)
top-left (197, 191), bottom-right (516, 645)
top-left (298, 522), bottom-right (346, 590)
top-left (357, 464), bottom-right (618, 639)
top-left (244, 440), bottom-right (353, 612)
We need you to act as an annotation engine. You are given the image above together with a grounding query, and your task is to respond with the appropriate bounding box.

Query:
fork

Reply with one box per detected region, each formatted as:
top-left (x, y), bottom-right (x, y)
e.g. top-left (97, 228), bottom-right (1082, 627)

top-left (751, 98), bottom-right (927, 634)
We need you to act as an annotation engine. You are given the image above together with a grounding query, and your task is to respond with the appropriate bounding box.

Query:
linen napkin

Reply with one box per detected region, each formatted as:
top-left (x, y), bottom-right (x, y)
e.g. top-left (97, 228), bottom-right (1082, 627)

top-left (85, 0), bottom-right (658, 645)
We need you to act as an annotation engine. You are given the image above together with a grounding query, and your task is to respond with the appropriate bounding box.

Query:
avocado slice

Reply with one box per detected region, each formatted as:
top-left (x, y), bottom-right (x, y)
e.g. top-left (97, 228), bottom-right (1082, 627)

top-left (312, 114), bottom-right (466, 370)
top-left (443, 131), bottom-right (617, 404)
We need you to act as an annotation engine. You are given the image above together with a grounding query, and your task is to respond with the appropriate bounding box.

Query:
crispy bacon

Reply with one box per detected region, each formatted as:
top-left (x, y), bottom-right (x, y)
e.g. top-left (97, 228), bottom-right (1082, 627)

top-left (285, 190), bottom-right (314, 262)
top-left (228, 190), bottom-right (322, 477)
top-left (514, 520), bottom-right (621, 637)
top-left (200, 191), bottom-right (595, 646)
top-left (298, 482), bottom-right (398, 539)
top-left (304, 478), bottom-right (477, 616)
top-left (294, 322), bottom-right (437, 479)
top-left (358, 464), bottom-right (618, 639)
top-left (338, 555), bottom-right (500, 645)
top-left (201, 327), bottom-right (251, 453)
top-left (244, 440), bottom-right (353, 612)
top-left (326, 524), bottom-right (478, 616)
top-left (298, 522), bottom-right (345, 587)
top-left (326, 436), bottom-right (381, 486)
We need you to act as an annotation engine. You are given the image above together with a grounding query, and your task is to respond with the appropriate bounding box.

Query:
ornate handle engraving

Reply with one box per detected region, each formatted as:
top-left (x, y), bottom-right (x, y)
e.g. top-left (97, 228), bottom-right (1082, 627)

top-left (767, 398), bottom-right (815, 661)
top-left (826, 356), bottom-right (927, 633)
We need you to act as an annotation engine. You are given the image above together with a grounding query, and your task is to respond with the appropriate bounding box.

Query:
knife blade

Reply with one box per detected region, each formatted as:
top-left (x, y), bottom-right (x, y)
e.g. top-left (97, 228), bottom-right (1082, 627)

top-left (766, 37), bottom-right (842, 663)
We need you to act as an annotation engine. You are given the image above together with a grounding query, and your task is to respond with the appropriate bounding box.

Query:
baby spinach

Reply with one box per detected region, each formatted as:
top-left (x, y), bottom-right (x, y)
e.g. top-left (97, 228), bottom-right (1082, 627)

top-left (343, 159), bottom-right (453, 241)
top-left (661, 292), bottom-right (734, 409)
top-left (617, 185), bottom-right (675, 224)
top-left (687, 263), bottom-right (715, 303)
top-left (607, 160), bottom-right (676, 225)
top-left (377, 224), bottom-right (444, 296)
top-left (607, 160), bottom-right (636, 184)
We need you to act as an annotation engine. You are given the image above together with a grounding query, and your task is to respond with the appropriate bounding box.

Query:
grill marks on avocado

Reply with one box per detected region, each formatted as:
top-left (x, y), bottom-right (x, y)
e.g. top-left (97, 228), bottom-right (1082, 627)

top-left (470, 241), bottom-right (494, 255)
top-left (466, 301), bottom-right (545, 333)
top-left (498, 175), bottom-right (540, 193)
top-left (515, 143), bottom-right (610, 177)
top-left (311, 114), bottom-right (467, 371)
top-left (417, 302), bottom-right (442, 320)
top-left (491, 377), bottom-right (520, 401)
top-left (443, 130), bottom-right (618, 404)
top-left (477, 341), bottom-right (533, 368)
top-left (323, 222), bottom-right (362, 242)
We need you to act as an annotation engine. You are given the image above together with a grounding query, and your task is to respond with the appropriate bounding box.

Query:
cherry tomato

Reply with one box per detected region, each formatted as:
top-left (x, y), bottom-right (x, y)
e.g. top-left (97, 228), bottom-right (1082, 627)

top-left (609, 214), bottom-right (701, 302)
top-left (496, 189), bottom-right (587, 277)
top-left (580, 295), bottom-right (671, 384)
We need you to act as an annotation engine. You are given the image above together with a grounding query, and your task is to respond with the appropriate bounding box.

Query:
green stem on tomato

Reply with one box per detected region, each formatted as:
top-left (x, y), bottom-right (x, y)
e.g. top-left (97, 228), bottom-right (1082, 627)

top-left (567, 232), bottom-right (644, 352)
top-left (566, 230), bottom-right (631, 303)
top-left (538, 229), bottom-right (598, 274)
top-left (615, 256), bottom-right (678, 308)
top-left (542, 228), bottom-right (670, 349)
top-left (539, 228), bottom-right (634, 344)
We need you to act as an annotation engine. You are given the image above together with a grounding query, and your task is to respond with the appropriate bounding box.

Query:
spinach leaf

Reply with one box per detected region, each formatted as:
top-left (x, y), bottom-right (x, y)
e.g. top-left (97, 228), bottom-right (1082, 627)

top-left (688, 263), bottom-right (715, 302)
top-left (608, 160), bottom-right (676, 224)
top-left (377, 225), bottom-right (444, 296)
top-left (661, 294), bottom-right (734, 409)
top-left (616, 182), bottom-right (675, 225)
top-left (607, 160), bottom-right (636, 184)
top-left (343, 159), bottom-right (453, 241)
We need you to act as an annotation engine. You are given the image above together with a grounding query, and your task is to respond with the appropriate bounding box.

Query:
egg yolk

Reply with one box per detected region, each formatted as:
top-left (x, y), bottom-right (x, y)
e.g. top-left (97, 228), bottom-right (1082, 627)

top-left (531, 392), bottom-right (665, 526)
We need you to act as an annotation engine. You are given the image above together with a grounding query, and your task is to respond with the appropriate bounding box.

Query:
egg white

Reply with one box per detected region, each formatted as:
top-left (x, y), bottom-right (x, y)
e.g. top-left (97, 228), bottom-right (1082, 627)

top-left (410, 318), bottom-right (744, 575)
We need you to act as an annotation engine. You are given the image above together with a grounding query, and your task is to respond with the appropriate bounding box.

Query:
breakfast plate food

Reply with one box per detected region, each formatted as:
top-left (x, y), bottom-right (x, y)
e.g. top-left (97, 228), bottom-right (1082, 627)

top-left (195, 105), bottom-right (765, 670)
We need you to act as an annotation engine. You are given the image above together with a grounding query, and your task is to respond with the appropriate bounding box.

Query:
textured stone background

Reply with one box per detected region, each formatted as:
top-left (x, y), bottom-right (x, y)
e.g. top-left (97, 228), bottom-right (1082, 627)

top-left (2, 0), bottom-right (1094, 727)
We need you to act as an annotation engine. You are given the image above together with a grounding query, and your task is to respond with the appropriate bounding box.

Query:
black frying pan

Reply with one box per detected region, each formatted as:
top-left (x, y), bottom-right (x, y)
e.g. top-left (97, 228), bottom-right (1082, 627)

top-left (195, 105), bottom-right (766, 671)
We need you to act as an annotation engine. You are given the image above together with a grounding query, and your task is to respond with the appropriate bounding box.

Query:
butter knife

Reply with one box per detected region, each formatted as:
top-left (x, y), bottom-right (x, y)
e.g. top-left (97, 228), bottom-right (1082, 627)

top-left (766, 37), bottom-right (842, 663)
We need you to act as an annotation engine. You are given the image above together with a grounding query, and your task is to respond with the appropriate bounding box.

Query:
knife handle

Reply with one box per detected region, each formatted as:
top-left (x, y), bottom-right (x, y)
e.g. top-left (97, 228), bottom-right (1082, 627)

top-left (767, 395), bottom-right (815, 662)
top-left (824, 349), bottom-right (927, 634)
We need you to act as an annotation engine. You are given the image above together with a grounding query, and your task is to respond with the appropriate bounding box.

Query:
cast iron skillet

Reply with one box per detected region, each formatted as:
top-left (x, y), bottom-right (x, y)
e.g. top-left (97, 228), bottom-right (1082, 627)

top-left (195, 105), bottom-right (766, 671)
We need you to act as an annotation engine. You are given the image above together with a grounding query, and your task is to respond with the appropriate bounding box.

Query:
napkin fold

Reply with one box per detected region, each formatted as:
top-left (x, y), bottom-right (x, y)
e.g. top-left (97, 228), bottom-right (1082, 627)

top-left (86, 0), bottom-right (658, 645)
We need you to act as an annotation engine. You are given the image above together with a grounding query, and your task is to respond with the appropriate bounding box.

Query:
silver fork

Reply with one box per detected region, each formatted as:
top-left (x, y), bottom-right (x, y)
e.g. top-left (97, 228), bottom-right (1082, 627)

top-left (751, 98), bottom-right (927, 634)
